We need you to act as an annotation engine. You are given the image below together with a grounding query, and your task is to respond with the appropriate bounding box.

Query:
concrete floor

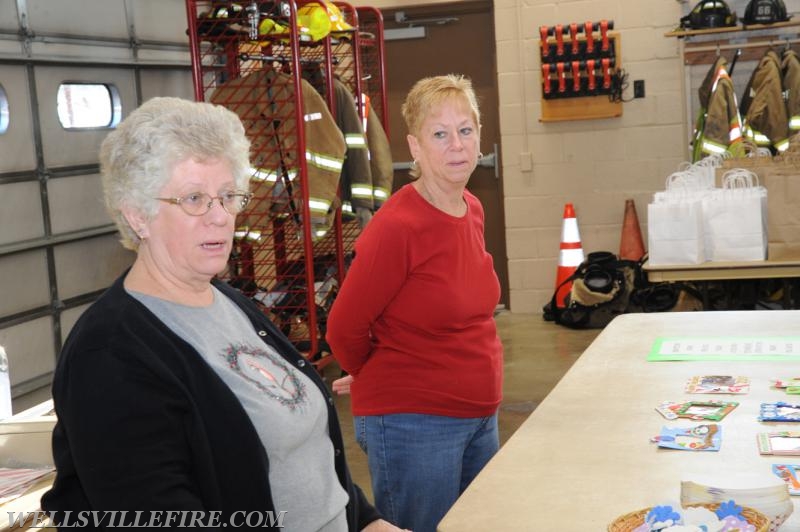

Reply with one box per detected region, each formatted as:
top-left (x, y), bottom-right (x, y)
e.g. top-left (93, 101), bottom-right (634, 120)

top-left (322, 310), bottom-right (603, 501)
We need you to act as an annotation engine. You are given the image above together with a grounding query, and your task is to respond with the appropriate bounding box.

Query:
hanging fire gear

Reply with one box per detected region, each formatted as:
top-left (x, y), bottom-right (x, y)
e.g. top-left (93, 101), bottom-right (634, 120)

top-left (782, 49), bottom-right (800, 134)
top-left (691, 56), bottom-right (745, 161)
top-left (743, 0), bottom-right (789, 25)
top-left (332, 78), bottom-right (374, 219)
top-left (680, 0), bottom-right (738, 29)
top-left (739, 50), bottom-right (789, 152)
top-left (210, 68), bottom-right (346, 239)
top-left (362, 96), bottom-right (393, 210)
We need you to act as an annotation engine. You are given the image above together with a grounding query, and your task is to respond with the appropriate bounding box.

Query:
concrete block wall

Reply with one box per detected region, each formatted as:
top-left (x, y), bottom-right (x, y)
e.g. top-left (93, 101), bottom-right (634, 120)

top-left (497, 0), bottom-right (688, 312)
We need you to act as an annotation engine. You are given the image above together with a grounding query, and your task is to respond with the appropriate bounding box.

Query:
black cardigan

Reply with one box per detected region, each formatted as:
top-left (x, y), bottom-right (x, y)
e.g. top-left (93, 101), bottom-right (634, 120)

top-left (41, 273), bottom-right (380, 530)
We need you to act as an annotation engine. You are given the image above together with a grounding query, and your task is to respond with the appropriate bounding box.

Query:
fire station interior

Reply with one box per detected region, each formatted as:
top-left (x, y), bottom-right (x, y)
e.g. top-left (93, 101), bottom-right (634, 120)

top-left (3, 0), bottom-right (800, 528)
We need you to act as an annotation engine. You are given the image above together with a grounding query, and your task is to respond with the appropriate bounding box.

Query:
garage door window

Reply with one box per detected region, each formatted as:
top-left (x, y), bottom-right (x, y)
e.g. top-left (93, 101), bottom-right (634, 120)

top-left (0, 85), bottom-right (8, 134)
top-left (57, 83), bottom-right (121, 129)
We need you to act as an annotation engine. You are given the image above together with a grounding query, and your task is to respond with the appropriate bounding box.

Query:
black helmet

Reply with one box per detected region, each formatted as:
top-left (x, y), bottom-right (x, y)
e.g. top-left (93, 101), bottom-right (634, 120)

top-left (680, 0), bottom-right (738, 29)
top-left (743, 0), bottom-right (789, 25)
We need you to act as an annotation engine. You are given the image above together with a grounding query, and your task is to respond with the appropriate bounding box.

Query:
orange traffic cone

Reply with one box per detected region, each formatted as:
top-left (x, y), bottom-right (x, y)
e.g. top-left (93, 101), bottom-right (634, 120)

top-left (554, 203), bottom-right (584, 308)
top-left (619, 199), bottom-right (645, 261)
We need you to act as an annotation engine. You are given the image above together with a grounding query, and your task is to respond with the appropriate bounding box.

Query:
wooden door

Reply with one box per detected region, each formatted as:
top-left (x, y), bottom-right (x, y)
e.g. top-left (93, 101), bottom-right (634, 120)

top-left (381, 1), bottom-right (509, 306)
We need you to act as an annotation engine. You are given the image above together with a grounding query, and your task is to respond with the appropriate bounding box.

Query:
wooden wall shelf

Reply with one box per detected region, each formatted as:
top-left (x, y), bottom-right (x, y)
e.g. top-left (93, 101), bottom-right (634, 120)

top-left (665, 18), bottom-right (800, 38)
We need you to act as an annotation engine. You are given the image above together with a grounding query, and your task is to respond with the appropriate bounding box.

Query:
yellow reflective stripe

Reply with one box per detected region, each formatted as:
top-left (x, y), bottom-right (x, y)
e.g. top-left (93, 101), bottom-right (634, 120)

top-left (306, 151), bottom-right (344, 172)
top-left (341, 201), bottom-right (353, 213)
top-left (251, 167), bottom-right (298, 182)
top-left (790, 116), bottom-right (800, 130)
top-left (314, 228), bottom-right (329, 238)
top-left (776, 138), bottom-right (790, 152)
top-left (345, 133), bottom-right (367, 148)
top-left (351, 185), bottom-right (373, 198)
top-left (373, 187), bottom-right (389, 200)
top-left (702, 139), bottom-right (728, 155)
top-left (308, 198), bottom-right (331, 213)
top-left (753, 133), bottom-right (770, 145)
top-left (234, 227), bottom-right (262, 242)
top-left (304, 112), bottom-right (323, 122)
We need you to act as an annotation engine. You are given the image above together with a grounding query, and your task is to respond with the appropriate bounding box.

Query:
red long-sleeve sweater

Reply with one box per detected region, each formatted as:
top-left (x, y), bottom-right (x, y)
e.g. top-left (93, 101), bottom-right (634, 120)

top-left (327, 184), bottom-right (503, 417)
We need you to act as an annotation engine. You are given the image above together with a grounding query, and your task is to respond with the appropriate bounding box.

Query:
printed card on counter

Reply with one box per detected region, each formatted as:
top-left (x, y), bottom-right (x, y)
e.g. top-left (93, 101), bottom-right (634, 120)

top-left (757, 432), bottom-right (800, 455)
top-left (773, 464), bottom-right (800, 495)
top-left (652, 424), bottom-right (721, 452)
top-left (685, 375), bottom-right (749, 394)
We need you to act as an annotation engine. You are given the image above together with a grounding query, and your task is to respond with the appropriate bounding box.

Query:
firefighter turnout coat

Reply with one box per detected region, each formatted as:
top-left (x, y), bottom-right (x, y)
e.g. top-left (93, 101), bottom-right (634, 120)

top-left (211, 67), bottom-right (346, 240)
top-left (692, 56), bottom-right (745, 161)
top-left (782, 49), bottom-right (800, 135)
top-left (333, 78), bottom-right (374, 217)
top-left (364, 98), bottom-right (393, 210)
top-left (740, 49), bottom-right (789, 153)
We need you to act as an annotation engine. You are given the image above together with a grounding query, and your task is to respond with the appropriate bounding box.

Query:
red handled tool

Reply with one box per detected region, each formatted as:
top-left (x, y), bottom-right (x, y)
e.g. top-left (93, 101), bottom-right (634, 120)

top-left (584, 21), bottom-right (595, 55)
top-left (542, 63), bottom-right (552, 95)
top-left (570, 23), bottom-right (579, 57)
top-left (586, 59), bottom-right (596, 91)
top-left (572, 61), bottom-right (581, 93)
top-left (600, 19), bottom-right (610, 53)
top-left (555, 24), bottom-right (564, 57)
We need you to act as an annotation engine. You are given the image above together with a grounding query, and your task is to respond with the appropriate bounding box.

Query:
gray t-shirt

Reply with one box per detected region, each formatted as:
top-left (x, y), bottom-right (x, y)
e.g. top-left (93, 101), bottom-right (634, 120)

top-left (130, 287), bottom-right (348, 532)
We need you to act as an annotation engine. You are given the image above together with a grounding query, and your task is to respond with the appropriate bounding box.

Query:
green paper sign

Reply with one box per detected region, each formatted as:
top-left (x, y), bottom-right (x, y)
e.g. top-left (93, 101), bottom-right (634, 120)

top-left (649, 337), bottom-right (800, 361)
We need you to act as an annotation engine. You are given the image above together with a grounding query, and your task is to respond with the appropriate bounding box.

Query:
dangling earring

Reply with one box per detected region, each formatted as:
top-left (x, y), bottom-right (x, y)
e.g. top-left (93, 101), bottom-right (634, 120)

top-left (478, 152), bottom-right (484, 160)
top-left (411, 159), bottom-right (418, 169)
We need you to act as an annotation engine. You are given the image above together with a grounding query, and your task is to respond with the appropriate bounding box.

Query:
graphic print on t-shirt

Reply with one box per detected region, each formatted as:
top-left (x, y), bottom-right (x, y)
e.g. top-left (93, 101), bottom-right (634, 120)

top-left (222, 343), bottom-right (308, 411)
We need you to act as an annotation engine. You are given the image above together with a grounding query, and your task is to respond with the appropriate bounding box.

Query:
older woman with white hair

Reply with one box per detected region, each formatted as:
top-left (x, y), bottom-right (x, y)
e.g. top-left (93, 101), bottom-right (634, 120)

top-left (41, 97), bottom-right (404, 532)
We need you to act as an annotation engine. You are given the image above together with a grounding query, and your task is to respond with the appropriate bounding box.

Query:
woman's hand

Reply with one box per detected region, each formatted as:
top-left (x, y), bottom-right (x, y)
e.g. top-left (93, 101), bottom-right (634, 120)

top-left (362, 518), bottom-right (412, 531)
top-left (332, 374), bottom-right (354, 395)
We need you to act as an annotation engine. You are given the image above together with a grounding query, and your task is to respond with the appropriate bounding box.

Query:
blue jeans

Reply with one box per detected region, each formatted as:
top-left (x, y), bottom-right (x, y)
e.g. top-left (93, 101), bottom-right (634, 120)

top-left (354, 413), bottom-right (499, 532)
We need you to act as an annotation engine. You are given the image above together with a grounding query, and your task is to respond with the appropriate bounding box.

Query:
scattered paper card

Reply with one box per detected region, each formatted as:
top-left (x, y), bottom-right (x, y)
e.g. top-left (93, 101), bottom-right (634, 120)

top-left (675, 400), bottom-right (738, 421)
top-left (760, 402), bottom-right (800, 422)
top-left (655, 401), bottom-right (682, 420)
top-left (773, 464), bottom-right (800, 496)
top-left (774, 378), bottom-right (800, 395)
top-left (685, 375), bottom-right (749, 394)
top-left (774, 378), bottom-right (800, 389)
top-left (758, 431), bottom-right (800, 455)
top-left (652, 424), bottom-right (721, 451)
top-left (655, 400), bottom-right (738, 421)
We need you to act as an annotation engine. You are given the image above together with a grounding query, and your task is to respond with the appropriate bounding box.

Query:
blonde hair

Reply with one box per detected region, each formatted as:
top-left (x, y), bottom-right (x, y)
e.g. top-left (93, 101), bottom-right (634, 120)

top-left (100, 97), bottom-right (251, 250)
top-left (400, 74), bottom-right (481, 179)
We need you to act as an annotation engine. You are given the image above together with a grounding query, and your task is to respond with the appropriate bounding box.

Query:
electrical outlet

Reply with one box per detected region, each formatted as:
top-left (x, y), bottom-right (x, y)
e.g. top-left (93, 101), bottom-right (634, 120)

top-left (634, 80), bottom-right (645, 99)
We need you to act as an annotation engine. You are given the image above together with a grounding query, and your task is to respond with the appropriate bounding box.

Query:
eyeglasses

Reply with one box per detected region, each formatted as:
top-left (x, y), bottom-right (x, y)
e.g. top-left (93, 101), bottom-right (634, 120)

top-left (154, 191), bottom-right (253, 216)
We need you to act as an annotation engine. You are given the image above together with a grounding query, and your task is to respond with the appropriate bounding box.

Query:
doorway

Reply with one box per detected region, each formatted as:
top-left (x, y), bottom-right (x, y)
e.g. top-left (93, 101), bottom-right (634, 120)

top-left (380, 0), bottom-right (509, 306)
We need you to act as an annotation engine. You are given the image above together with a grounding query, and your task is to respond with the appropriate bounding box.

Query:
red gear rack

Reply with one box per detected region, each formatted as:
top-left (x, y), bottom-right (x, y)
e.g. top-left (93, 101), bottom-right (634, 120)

top-left (184, 1), bottom-right (387, 368)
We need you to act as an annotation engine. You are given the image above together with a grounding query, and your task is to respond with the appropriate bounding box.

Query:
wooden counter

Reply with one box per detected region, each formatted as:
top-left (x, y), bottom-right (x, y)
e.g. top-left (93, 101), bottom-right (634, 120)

top-left (438, 311), bottom-right (800, 531)
top-left (644, 259), bottom-right (800, 283)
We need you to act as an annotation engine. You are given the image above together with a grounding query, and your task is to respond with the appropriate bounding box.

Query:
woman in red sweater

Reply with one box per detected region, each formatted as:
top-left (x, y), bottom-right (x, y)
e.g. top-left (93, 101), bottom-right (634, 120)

top-left (327, 74), bottom-right (504, 532)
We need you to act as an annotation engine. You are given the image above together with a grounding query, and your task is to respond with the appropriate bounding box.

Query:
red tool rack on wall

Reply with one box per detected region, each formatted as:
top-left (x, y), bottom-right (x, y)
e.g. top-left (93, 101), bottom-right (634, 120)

top-left (184, 1), bottom-right (389, 368)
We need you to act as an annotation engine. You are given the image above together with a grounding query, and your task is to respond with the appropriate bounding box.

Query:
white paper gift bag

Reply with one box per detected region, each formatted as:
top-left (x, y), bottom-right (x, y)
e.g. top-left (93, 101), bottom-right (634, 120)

top-left (648, 200), bottom-right (706, 265)
top-left (648, 172), bottom-right (708, 266)
top-left (702, 169), bottom-right (768, 262)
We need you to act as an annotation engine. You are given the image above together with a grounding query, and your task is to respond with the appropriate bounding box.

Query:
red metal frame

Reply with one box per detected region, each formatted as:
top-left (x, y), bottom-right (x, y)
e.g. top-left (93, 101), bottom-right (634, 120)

top-left (184, 1), bottom-right (387, 368)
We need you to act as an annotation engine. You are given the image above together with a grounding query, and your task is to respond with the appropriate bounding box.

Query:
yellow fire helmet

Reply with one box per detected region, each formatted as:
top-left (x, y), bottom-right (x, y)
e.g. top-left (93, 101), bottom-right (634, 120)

top-left (299, 1), bottom-right (354, 40)
top-left (258, 1), bottom-right (354, 43)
